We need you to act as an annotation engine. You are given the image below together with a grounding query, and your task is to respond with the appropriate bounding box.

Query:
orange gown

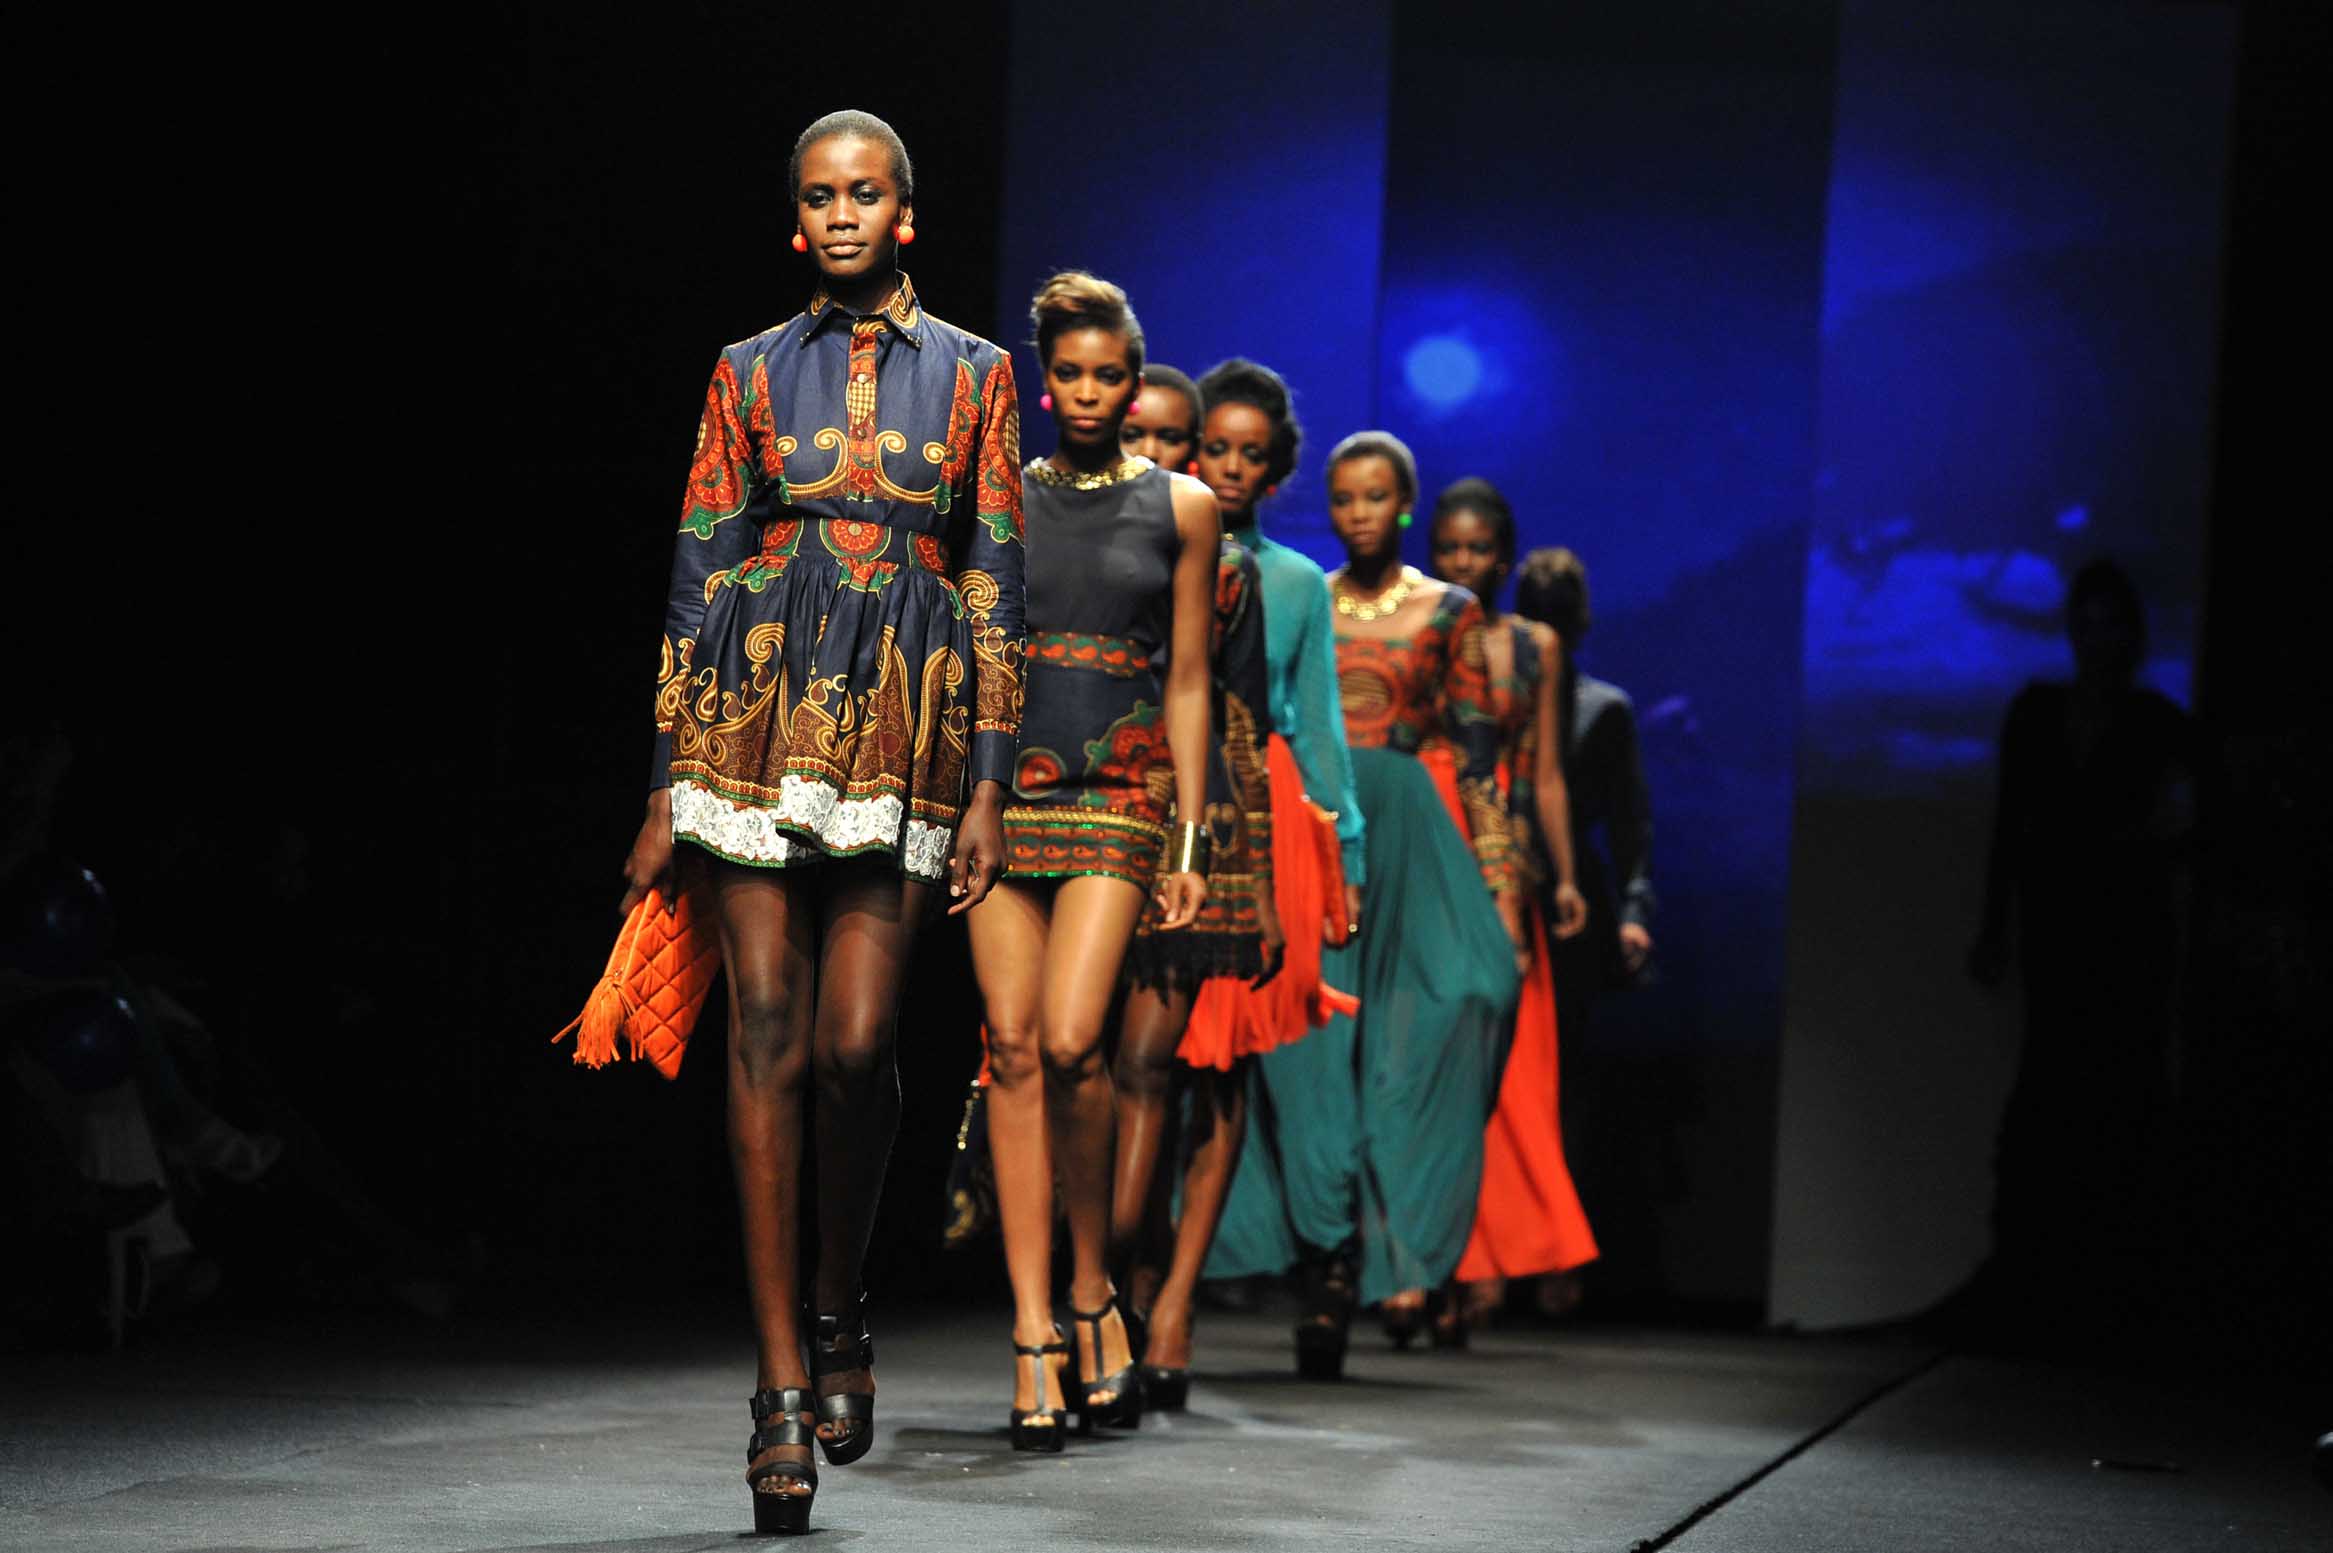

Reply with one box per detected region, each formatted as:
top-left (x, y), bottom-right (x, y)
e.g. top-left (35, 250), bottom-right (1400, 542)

top-left (1456, 616), bottom-right (1597, 1281)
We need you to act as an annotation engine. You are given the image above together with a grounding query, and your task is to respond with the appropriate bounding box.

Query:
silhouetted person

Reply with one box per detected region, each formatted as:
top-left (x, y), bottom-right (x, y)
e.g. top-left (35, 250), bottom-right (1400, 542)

top-left (1967, 559), bottom-right (2192, 1335)
top-left (1514, 548), bottom-right (1655, 1317)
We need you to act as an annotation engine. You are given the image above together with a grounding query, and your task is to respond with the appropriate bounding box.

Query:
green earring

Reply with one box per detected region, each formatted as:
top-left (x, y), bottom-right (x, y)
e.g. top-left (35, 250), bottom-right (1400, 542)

top-left (1397, 510), bottom-right (1413, 529)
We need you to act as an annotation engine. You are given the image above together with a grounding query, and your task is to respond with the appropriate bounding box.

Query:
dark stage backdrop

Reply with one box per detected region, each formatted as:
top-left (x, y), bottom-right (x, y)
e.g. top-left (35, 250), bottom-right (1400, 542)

top-left (1770, 0), bottom-right (2235, 1327)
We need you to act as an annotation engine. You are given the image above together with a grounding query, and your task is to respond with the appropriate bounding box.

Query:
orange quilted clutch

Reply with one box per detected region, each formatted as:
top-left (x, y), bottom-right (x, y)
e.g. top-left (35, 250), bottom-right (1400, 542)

top-left (550, 883), bottom-right (722, 1080)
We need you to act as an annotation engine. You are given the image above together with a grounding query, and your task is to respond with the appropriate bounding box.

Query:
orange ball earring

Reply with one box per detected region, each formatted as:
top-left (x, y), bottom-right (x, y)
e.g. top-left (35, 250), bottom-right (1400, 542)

top-left (790, 231), bottom-right (808, 253)
top-left (895, 222), bottom-right (916, 245)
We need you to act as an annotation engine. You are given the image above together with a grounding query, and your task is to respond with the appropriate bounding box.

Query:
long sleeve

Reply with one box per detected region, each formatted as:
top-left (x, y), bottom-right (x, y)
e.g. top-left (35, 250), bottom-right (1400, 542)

top-left (957, 352), bottom-right (1026, 788)
top-left (651, 354), bottom-right (759, 791)
top-left (1603, 693), bottom-right (1656, 928)
top-left (1444, 599), bottom-right (1517, 896)
top-left (1217, 548), bottom-right (1276, 886)
top-left (1285, 566), bottom-right (1367, 887)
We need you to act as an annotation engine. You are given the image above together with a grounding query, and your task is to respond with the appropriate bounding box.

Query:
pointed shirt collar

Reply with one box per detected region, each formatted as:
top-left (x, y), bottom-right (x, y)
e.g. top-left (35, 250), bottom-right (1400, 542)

top-left (803, 272), bottom-right (923, 346)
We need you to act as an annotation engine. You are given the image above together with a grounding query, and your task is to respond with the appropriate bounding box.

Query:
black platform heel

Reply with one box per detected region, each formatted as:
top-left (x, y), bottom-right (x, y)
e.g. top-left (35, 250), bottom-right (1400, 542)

top-left (1428, 1285), bottom-right (1470, 1351)
top-left (808, 1293), bottom-right (876, 1466)
top-left (1380, 1290), bottom-right (1427, 1351)
top-left (747, 1386), bottom-right (818, 1535)
top-left (1069, 1293), bottom-right (1144, 1431)
top-left (1294, 1248), bottom-right (1356, 1380)
top-left (1010, 1330), bottom-right (1070, 1452)
top-left (1140, 1363), bottom-right (1191, 1411)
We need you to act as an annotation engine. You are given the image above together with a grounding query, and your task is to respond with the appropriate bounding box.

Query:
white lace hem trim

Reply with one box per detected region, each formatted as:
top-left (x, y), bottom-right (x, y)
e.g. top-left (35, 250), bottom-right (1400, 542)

top-left (671, 775), bottom-right (952, 881)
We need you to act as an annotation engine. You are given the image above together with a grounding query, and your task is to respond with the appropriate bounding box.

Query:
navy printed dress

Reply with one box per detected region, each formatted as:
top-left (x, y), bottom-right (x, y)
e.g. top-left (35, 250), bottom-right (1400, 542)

top-left (1001, 457), bottom-right (1181, 887)
top-left (651, 276), bottom-right (1026, 883)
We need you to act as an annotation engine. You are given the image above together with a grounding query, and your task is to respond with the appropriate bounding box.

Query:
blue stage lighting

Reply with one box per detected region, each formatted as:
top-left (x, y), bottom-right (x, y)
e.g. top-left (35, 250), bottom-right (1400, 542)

top-left (1403, 334), bottom-right (1484, 410)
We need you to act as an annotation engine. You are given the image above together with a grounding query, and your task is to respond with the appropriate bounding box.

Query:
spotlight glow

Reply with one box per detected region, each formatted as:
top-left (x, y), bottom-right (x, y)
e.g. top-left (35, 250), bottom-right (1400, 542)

top-left (1403, 335), bottom-right (1484, 410)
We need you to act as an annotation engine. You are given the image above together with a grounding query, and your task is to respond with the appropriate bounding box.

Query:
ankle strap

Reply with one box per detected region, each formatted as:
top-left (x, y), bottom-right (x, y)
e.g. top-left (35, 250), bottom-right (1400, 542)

top-left (750, 1385), bottom-right (814, 1421)
top-left (1012, 1337), bottom-right (1069, 1356)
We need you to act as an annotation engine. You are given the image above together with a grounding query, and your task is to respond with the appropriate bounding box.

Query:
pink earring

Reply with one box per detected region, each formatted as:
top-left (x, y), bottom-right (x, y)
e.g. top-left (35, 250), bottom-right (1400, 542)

top-left (1040, 393), bottom-right (1054, 412)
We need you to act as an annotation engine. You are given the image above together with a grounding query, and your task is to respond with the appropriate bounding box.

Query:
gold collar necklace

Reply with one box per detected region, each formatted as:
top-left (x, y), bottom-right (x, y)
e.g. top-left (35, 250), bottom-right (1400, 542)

top-left (1028, 455), bottom-right (1151, 490)
top-left (1333, 566), bottom-right (1422, 621)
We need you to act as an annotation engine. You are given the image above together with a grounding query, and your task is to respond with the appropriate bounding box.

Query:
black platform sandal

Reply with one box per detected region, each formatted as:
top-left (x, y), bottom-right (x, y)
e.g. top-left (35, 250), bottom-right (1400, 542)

top-left (1010, 1330), bottom-right (1070, 1452)
top-left (1294, 1248), bottom-right (1357, 1380)
top-left (747, 1386), bottom-right (818, 1535)
top-left (1380, 1289), bottom-right (1427, 1351)
top-left (1139, 1363), bottom-right (1191, 1411)
top-left (1069, 1292), bottom-right (1144, 1431)
top-left (808, 1293), bottom-right (875, 1466)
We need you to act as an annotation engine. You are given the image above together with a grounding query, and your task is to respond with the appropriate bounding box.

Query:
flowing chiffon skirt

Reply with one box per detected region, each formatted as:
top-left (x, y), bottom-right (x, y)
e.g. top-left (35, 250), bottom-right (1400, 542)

top-left (1455, 891), bottom-right (1598, 1280)
top-left (1208, 744), bottom-right (1519, 1303)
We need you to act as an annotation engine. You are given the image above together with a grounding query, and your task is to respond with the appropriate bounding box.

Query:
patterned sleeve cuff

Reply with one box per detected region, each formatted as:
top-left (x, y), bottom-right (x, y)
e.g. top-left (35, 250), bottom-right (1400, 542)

top-left (649, 729), bottom-right (674, 793)
top-left (970, 729), bottom-right (1018, 791)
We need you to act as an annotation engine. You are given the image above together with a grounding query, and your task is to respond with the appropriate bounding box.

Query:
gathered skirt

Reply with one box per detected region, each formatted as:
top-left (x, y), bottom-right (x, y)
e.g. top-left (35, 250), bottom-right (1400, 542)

top-left (665, 518), bottom-right (977, 883)
top-left (1208, 744), bottom-right (1519, 1303)
top-left (1174, 735), bottom-right (1356, 1070)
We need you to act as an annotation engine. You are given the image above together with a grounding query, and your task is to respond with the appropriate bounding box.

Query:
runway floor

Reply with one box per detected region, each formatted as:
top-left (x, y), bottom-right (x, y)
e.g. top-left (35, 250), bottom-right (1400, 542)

top-left (3, 1302), bottom-right (2322, 1551)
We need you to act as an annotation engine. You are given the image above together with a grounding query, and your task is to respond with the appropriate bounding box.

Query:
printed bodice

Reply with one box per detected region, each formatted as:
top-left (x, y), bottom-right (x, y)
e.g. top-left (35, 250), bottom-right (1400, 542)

top-left (1334, 586), bottom-right (1498, 769)
top-left (1333, 580), bottom-right (1516, 893)
top-left (679, 276), bottom-right (1021, 552)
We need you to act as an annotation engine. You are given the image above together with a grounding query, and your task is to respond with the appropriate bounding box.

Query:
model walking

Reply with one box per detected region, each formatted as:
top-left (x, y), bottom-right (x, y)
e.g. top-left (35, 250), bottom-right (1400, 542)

top-left (619, 111), bottom-right (1025, 1534)
top-left (1214, 429), bottom-right (1523, 1374)
top-left (1430, 480), bottom-right (1595, 1342)
top-left (969, 273), bottom-right (1218, 1447)
top-left (1106, 363), bottom-right (1291, 1409)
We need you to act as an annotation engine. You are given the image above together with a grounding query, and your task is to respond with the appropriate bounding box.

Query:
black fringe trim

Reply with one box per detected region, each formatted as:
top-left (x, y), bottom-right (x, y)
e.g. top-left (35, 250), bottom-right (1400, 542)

top-left (1122, 931), bottom-right (1265, 995)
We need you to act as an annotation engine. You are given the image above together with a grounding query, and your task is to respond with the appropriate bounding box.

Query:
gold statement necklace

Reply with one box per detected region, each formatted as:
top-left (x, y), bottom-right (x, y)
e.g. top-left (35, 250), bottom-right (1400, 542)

top-left (1334, 565), bottom-right (1422, 622)
top-left (1029, 455), bottom-right (1151, 490)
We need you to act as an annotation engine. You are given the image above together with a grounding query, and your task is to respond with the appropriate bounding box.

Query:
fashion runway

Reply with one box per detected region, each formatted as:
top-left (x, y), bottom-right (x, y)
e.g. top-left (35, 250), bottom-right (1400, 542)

top-left (4, 1304), bottom-right (2319, 1551)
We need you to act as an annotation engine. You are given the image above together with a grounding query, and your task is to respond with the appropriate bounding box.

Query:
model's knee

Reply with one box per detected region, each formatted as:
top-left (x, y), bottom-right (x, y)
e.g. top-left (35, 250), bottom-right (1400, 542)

top-left (985, 1021), bottom-right (1042, 1089)
top-left (731, 980), bottom-right (805, 1086)
top-left (815, 1016), bottom-right (898, 1101)
top-left (1040, 1024), bottom-right (1107, 1087)
top-left (1114, 1033), bottom-right (1176, 1099)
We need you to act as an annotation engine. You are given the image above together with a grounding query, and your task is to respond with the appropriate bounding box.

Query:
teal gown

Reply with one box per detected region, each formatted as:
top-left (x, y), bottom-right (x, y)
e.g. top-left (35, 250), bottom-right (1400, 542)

top-left (1209, 583), bottom-right (1522, 1303)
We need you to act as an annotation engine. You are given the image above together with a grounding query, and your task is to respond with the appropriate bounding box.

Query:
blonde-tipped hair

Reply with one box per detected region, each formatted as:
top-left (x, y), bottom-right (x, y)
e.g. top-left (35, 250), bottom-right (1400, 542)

top-left (1029, 270), bottom-right (1145, 374)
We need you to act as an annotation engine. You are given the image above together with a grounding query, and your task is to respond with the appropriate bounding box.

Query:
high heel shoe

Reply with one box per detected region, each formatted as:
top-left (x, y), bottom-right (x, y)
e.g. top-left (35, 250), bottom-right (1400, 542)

top-left (1428, 1286), bottom-right (1470, 1350)
top-left (1139, 1364), bottom-right (1190, 1411)
top-left (1380, 1289), bottom-right (1427, 1351)
top-left (1069, 1292), bottom-right (1144, 1431)
top-left (807, 1292), bottom-right (875, 1466)
top-left (747, 1386), bottom-right (818, 1535)
top-left (1009, 1330), bottom-right (1070, 1452)
top-left (1293, 1247), bottom-right (1356, 1380)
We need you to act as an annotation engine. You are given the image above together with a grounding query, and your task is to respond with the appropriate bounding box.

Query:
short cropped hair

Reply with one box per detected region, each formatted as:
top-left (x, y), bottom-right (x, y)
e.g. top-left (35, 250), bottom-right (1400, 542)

top-left (1325, 430), bottom-right (1419, 508)
top-left (789, 110), bottom-right (914, 204)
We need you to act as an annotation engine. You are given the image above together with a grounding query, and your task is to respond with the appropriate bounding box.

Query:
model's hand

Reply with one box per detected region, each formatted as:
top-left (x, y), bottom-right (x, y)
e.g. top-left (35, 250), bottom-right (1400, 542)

top-left (1252, 886), bottom-right (1287, 989)
top-left (1338, 882), bottom-right (1365, 945)
top-left (618, 791), bottom-right (676, 916)
top-left (1154, 869), bottom-right (1208, 930)
top-left (1498, 892), bottom-right (1532, 978)
top-left (948, 782), bottom-right (1008, 916)
top-left (1553, 882), bottom-right (1591, 942)
top-left (1617, 919), bottom-right (1652, 972)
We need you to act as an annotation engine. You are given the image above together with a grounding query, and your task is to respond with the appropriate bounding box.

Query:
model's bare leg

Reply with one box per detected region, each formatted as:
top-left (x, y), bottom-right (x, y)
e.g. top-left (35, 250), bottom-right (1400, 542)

top-left (1144, 1059), bottom-right (1248, 1371)
top-left (1110, 981), bottom-right (1194, 1282)
top-left (1041, 875), bottom-right (1148, 1406)
top-left (804, 863), bottom-right (930, 1450)
top-left (711, 861), bottom-right (819, 1503)
top-left (968, 880), bottom-right (1064, 1417)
